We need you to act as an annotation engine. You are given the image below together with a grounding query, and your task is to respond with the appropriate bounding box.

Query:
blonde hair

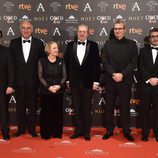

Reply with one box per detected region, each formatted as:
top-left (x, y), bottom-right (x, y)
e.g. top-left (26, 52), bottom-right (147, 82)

top-left (45, 41), bottom-right (59, 55)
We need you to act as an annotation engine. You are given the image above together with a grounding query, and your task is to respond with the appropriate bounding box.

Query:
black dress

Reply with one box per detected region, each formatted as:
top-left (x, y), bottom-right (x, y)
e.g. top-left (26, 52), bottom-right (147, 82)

top-left (38, 57), bottom-right (66, 139)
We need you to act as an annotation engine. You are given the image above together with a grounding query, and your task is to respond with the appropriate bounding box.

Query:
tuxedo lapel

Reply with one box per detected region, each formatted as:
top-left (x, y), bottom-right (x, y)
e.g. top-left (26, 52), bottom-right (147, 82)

top-left (27, 38), bottom-right (34, 63)
top-left (82, 40), bottom-right (90, 65)
top-left (72, 41), bottom-right (80, 65)
top-left (18, 38), bottom-right (25, 63)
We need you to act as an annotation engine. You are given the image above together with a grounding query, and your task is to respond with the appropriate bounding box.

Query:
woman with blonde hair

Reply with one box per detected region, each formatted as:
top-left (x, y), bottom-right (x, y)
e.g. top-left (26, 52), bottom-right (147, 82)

top-left (38, 41), bottom-right (66, 140)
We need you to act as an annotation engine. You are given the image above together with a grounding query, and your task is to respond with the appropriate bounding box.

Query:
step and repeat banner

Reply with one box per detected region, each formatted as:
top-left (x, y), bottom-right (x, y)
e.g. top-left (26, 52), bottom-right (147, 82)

top-left (0, 0), bottom-right (158, 126)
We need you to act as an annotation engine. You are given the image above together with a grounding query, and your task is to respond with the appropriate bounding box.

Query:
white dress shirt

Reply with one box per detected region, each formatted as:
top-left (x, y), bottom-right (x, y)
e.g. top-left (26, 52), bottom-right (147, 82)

top-left (151, 45), bottom-right (158, 64)
top-left (22, 37), bottom-right (32, 62)
top-left (77, 39), bottom-right (87, 65)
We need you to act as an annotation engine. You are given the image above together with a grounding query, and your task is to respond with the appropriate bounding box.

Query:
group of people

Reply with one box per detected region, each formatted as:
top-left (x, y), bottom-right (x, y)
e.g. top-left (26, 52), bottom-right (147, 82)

top-left (0, 19), bottom-right (158, 143)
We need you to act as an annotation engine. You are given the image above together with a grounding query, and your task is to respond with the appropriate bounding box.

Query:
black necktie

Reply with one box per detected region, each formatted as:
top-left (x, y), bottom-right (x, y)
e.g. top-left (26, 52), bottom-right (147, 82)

top-left (151, 47), bottom-right (158, 50)
top-left (23, 40), bottom-right (30, 43)
top-left (78, 41), bottom-right (85, 46)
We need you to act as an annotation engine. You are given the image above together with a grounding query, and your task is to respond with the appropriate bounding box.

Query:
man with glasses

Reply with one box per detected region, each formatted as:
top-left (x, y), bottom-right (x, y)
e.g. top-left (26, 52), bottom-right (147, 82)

top-left (138, 28), bottom-right (158, 142)
top-left (10, 20), bottom-right (45, 137)
top-left (101, 20), bottom-right (138, 141)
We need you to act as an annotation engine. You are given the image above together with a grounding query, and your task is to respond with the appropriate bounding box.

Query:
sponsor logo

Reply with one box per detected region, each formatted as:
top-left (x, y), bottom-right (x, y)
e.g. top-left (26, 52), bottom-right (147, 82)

top-left (35, 28), bottom-right (48, 35)
top-left (0, 139), bottom-right (10, 144)
top-left (128, 16), bottom-right (144, 21)
top-left (113, 15), bottom-right (126, 23)
top-left (50, 2), bottom-right (61, 12)
top-left (50, 16), bottom-right (64, 24)
top-left (66, 15), bottom-right (78, 24)
top-left (55, 140), bottom-right (76, 146)
top-left (119, 142), bottom-right (142, 148)
top-left (145, 15), bottom-right (158, 23)
top-left (94, 109), bottom-right (104, 114)
top-left (113, 3), bottom-right (127, 10)
top-left (129, 28), bottom-right (143, 35)
top-left (97, 2), bottom-right (108, 12)
top-left (80, 16), bottom-right (95, 22)
top-left (3, 2), bottom-right (14, 12)
top-left (85, 149), bottom-right (109, 156)
top-left (19, 4), bottom-right (31, 10)
top-left (34, 16), bottom-right (49, 22)
top-left (13, 147), bottom-right (36, 153)
top-left (65, 3), bottom-right (78, 11)
top-left (97, 16), bottom-right (111, 24)
top-left (65, 108), bottom-right (74, 116)
top-left (146, 1), bottom-right (158, 11)
top-left (19, 15), bottom-right (31, 22)
top-left (3, 15), bottom-right (17, 24)
top-left (66, 26), bottom-right (77, 37)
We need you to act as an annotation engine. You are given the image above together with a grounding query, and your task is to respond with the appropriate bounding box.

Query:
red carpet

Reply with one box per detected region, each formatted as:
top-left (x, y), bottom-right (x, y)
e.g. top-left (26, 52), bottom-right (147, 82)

top-left (0, 127), bottom-right (158, 158)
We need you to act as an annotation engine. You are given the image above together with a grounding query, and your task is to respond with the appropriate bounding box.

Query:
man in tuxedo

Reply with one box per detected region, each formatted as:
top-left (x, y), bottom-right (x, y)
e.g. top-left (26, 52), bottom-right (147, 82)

top-left (102, 20), bottom-right (138, 141)
top-left (138, 28), bottom-right (158, 142)
top-left (0, 30), bottom-right (14, 140)
top-left (10, 20), bottom-right (45, 137)
top-left (64, 24), bottom-right (100, 141)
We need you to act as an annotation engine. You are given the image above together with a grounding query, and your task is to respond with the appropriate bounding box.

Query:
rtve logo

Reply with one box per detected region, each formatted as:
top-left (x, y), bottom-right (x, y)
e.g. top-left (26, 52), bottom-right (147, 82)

top-left (113, 3), bottom-right (127, 10)
top-left (65, 3), bottom-right (79, 11)
top-left (129, 28), bottom-right (143, 35)
top-left (35, 28), bottom-right (48, 35)
top-left (19, 4), bottom-right (31, 10)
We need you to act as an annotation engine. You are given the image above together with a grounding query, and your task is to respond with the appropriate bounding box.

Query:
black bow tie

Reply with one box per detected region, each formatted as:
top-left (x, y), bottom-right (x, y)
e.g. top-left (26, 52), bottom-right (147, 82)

top-left (151, 47), bottom-right (158, 50)
top-left (78, 41), bottom-right (85, 46)
top-left (23, 40), bottom-right (30, 43)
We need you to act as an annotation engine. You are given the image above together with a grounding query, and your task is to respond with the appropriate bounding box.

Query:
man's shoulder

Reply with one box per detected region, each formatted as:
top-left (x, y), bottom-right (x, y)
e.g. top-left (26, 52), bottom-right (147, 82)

top-left (10, 37), bottom-right (21, 43)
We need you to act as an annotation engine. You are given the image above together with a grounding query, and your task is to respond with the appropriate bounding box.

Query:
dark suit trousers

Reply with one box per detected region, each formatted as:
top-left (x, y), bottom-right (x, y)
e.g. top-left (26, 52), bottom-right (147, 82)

top-left (0, 91), bottom-right (9, 135)
top-left (140, 86), bottom-right (158, 136)
top-left (71, 82), bottom-right (93, 136)
top-left (16, 85), bottom-right (37, 133)
top-left (105, 81), bottom-right (132, 134)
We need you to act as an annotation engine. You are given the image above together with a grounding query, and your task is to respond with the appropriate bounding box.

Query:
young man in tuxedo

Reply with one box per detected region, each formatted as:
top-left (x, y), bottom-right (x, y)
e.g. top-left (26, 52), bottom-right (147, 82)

top-left (0, 30), bottom-right (14, 140)
top-left (64, 24), bottom-right (100, 141)
top-left (138, 28), bottom-right (158, 142)
top-left (102, 20), bottom-right (138, 141)
top-left (10, 20), bottom-right (45, 137)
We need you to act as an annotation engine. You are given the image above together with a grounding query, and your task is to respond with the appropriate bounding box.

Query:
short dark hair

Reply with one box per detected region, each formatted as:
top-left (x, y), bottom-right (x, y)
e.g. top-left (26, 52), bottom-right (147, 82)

top-left (0, 30), bottom-right (2, 38)
top-left (149, 28), bottom-right (158, 37)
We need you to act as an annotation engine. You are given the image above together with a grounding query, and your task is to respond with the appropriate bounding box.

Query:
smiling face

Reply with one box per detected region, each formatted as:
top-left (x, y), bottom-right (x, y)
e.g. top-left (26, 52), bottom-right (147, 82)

top-left (114, 22), bottom-right (126, 40)
top-left (48, 42), bottom-right (59, 57)
top-left (20, 21), bottom-right (33, 39)
top-left (77, 25), bottom-right (89, 42)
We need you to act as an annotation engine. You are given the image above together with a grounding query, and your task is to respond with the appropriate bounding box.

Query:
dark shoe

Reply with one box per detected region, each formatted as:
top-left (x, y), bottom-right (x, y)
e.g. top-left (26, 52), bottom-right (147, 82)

top-left (102, 132), bottom-right (113, 140)
top-left (84, 136), bottom-right (91, 141)
top-left (30, 132), bottom-right (38, 137)
top-left (70, 133), bottom-right (83, 139)
top-left (124, 133), bottom-right (135, 141)
top-left (141, 136), bottom-right (148, 142)
top-left (12, 131), bottom-right (25, 137)
top-left (3, 134), bottom-right (10, 140)
top-left (53, 135), bottom-right (62, 139)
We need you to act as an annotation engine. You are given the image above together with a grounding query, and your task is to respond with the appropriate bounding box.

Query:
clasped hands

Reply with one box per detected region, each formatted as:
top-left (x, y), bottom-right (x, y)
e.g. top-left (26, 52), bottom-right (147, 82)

top-left (148, 78), bottom-right (158, 86)
top-left (48, 85), bottom-right (61, 93)
top-left (112, 73), bottom-right (123, 82)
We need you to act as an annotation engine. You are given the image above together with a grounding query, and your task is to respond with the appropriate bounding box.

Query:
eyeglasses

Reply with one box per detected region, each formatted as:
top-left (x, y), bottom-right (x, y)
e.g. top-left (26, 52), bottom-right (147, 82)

top-left (114, 28), bottom-right (125, 31)
top-left (150, 35), bottom-right (158, 39)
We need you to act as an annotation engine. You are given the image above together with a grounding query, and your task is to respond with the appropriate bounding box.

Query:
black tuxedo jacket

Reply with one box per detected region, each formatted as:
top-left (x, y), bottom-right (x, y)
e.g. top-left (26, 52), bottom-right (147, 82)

top-left (138, 46), bottom-right (158, 91)
top-left (9, 37), bottom-right (45, 88)
top-left (64, 40), bottom-right (100, 88)
top-left (102, 37), bottom-right (138, 84)
top-left (0, 45), bottom-right (14, 91)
